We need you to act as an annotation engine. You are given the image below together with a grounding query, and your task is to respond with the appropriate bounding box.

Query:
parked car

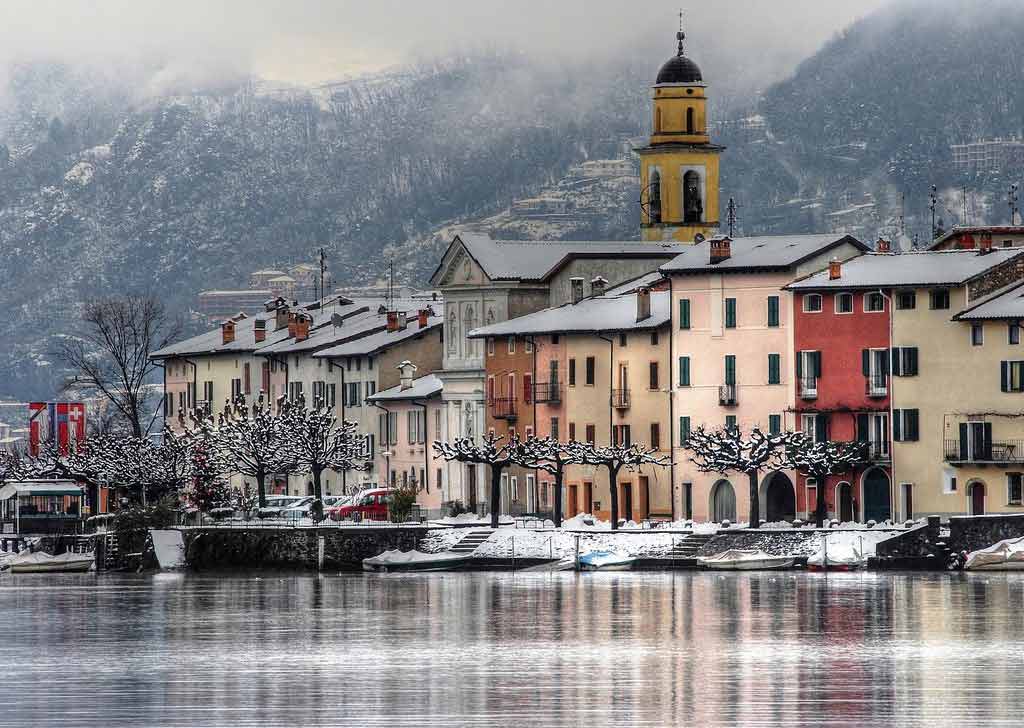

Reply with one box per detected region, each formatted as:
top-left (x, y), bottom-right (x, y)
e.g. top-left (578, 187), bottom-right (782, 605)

top-left (325, 496), bottom-right (353, 521)
top-left (278, 497), bottom-right (315, 521)
top-left (330, 489), bottom-right (393, 522)
top-left (259, 496), bottom-right (310, 519)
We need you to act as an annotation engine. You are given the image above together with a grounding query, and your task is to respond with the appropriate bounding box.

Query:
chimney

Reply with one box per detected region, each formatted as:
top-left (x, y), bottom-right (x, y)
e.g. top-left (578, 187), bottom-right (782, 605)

top-left (636, 286), bottom-right (651, 322)
top-left (397, 360), bottom-right (418, 390)
top-left (417, 309), bottom-right (429, 328)
top-left (287, 311), bottom-right (298, 338)
top-left (828, 257), bottom-right (842, 280)
top-left (331, 313), bottom-right (344, 327)
top-left (959, 232), bottom-right (976, 250)
top-left (221, 320), bottom-right (235, 345)
top-left (294, 313), bottom-right (311, 341)
top-left (876, 237), bottom-right (891, 253)
top-left (387, 311), bottom-right (399, 332)
top-left (979, 232), bottom-right (993, 254)
top-left (709, 236), bottom-right (732, 264)
top-left (591, 276), bottom-right (608, 296)
top-left (275, 305), bottom-right (290, 331)
top-left (254, 319), bottom-right (266, 343)
top-left (397, 311), bottom-right (408, 330)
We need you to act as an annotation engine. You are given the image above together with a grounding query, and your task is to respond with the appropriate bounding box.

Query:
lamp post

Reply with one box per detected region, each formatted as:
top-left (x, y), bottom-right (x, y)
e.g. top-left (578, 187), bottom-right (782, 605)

top-left (382, 450), bottom-right (393, 488)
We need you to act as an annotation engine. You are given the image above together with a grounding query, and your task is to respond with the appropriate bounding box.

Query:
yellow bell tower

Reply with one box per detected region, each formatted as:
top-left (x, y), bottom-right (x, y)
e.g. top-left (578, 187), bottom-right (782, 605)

top-left (638, 20), bottom-right (723, 242)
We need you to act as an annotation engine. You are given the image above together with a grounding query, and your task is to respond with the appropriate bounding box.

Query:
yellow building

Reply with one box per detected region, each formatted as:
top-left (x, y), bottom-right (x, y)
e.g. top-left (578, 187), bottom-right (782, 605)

top-left (638, 25), bottom-right (723, 243)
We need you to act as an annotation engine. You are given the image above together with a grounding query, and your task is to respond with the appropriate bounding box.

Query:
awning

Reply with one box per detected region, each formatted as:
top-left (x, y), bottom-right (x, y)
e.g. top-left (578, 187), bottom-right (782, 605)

top-left (0, 482), bottom-right (83, 500)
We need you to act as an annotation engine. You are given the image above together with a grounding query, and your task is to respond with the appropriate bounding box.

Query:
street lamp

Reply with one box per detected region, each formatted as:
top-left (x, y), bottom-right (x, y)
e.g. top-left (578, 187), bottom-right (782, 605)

top-left (382, 449), bottom-right (393, 488)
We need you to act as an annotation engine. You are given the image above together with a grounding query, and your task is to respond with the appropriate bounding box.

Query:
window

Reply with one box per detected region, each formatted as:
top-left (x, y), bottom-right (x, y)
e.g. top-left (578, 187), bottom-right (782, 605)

top-left (387, 412), bottom-right (398, 445)
top-left (366, 381), bottom-right (376, 398)
top-left (524, 425), bottom-right (534, 440)
top-left (165, 392), bottom-right (174, 417)
top-left (930, 289), bottom-right (950, 310)
top-left (679, 416), bottom-right (691, 443)
top-left (797, 350), bottom-right (822, 385)
top-left (552, 334), bottom-right (560, 345)
top-left (231, 378), bottom-right (242, 399)
top-left (651, 331), bottom-right (659, 346)
top-left (768, 414), bottom-right (781, 436)
top-left (767, 296), bottom-right (780, 327)
top-left (896, 291), bottom-right (916, 310)
top-left (508, 336), bottom-right (516, 354)
top-left (1011, 324), bottom-right (1021, 346)
top-left (803, 294), bottom-right (823, 313)
top-left (678, 356), bottom-right (691, 387)
top-left (724, 354), bottom-right (736, 386)
top-left (436, 468), bottom-right (443, 493)
top-left (891, 347), bottom-right (919, 377)
top-left (345, 382), bottom-right (360, 407)
top-left (1008, 473), bottom-right (1023, 505)
top-left (568, 422), bottom-right (576, 441)
top-left (585, 424), bottom-right (596, 444)
top-left (585, 357), bottom-right (596, 385)
top-left (679, 299), bottom-right (691, 329)
top-left (864, 292), bottom-right (885, 312)
top-left (650, 423), bottom-right (661, 450)
top-left (725, 298), bottom-right (737, 328)
top-left (613, 425), bottom-right (631, 447)
top-left (571, 278), bottom-right (585, 304)
top-left (243, 363), bottom-right (251, 394)
top-left (550, 417), bottom-right (560, 441)
top-left (523, 374), bottom-right (532, 404)
top-left (943, 468), bottom-right (958, 494)
top-left (568, 358), bottom-right (576, 386)
top-left (1000, 360), bottom-right (1024, 392)
top-left (801, 413), bottom-right (828, 443)
top-left (649, 362), bottom-right (659, 390)
top-left (834, 293), bottom-right (853, 314)
top-left (768, 353), bottom-right (781, 385)
top-left (972, 324), bottom-right (984, 346)
top-left (525, 338), bottom-right (533, 353)
top-left (619, 333), bottom-right (628, 347)
top-left (725, 415), bottom-right (737, 433)
top-left (893, 408), bottom-right (920, 442)
top-left (203, 380), bottom-right (214, 403)
top-left (487, 338), bottom-right (494, 356)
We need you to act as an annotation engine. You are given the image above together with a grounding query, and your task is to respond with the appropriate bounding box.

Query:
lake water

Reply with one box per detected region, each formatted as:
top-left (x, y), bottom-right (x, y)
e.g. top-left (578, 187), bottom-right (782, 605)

top-left (1, 571), bottom-right (1022, 727)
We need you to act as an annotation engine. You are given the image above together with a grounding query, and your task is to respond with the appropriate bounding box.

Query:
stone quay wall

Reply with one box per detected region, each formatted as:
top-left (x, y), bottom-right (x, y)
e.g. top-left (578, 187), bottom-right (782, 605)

top-left (948, 514), bottom-right (1024, 554)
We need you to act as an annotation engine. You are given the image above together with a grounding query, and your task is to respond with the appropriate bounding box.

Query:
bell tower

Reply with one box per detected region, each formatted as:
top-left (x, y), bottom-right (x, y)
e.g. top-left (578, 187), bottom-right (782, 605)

top-left (638, 17), bottom-right (723, 242)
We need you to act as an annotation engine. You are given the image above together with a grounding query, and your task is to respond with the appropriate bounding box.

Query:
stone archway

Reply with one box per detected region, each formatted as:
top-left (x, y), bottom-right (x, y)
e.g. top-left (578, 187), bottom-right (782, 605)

top-left (968, 480), bottom-right (986, 516)
top-left (762, 471), bottom-right (796, 523)
top-left (862, 467), bottom-right (891, 523)
top-left (710, 479), bottom-right (736, 523)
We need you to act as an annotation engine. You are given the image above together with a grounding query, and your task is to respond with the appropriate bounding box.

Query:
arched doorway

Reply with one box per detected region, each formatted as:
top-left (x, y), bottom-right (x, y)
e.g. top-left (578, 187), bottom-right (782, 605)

top-left (763, 472), bottom-right (796, 523)
top-left (862, 468), bottom-right (891, 523)
top-left (969, 481), bottom-right (986, 515)
top-left (836, 481), bottom-right (854, 523)
top-left (683, 170), bottom-right (703, 223)
top-left (711, 480), bottom-right (736, 523)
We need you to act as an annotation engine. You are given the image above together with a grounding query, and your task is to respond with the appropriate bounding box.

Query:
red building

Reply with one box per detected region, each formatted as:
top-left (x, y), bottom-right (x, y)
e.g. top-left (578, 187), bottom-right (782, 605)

top-left (787, 257), bottom-right (893, 522)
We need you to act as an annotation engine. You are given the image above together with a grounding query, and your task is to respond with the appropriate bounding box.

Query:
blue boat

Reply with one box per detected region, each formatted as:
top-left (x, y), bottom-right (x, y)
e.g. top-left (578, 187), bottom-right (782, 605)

top-left (578, 550), bottom-right (635, 571)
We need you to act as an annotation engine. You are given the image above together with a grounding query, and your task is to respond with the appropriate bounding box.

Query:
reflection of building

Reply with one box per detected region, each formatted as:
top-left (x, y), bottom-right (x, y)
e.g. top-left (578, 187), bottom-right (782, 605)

top-left (951, 138), bottom-right (1024, 173)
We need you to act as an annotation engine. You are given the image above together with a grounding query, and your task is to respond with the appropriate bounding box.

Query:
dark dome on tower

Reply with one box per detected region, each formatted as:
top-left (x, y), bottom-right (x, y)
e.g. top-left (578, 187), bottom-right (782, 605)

top-left (656, 28), bottom-right (703, 84)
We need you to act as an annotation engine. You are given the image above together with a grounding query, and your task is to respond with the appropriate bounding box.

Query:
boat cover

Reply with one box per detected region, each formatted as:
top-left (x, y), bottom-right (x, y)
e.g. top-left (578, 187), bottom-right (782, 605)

top-left (578, 550), bottom-right (634, 568)
top-left (7, 551), bottom-right (93, 567)
top-left (807, 542), bottom-right (863, 568)
top-left (701, 549), bottom-right (773, 563)
top-left (363, 549), bottom-right (469, 568)
top-left (965, 536), bottom-right (1024, 570)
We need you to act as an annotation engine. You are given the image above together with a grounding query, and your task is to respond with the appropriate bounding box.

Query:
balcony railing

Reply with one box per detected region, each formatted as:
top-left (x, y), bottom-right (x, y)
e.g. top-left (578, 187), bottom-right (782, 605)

top-left (611, 388), bottom-right (631, 409)
top-left (719, 384), bottom-right (738, 406)
top-left (864, 440), bottom-right (890, 461)
top-left (533, 381), bottom-right (561, 404)
top-left (944, 439), bottom-right (1024, 464)
top-left (490, 397), bottom-right (517, 420)
top-left (865, 374), bottom-right (888, 398)
top-left (798, 376), bottom-right (818, 400)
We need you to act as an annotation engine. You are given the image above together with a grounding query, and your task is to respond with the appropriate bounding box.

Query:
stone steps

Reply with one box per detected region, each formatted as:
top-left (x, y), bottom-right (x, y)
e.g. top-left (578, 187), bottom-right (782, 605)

top-left (665, 533), bottom-right (713, 558)
top-left (448, 530), bottom-right (495, 554)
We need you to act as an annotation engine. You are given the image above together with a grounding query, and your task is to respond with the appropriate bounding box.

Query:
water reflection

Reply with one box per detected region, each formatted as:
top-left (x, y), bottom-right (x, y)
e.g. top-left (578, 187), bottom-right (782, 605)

top-left (1, 571), bottom-right (1023, 727)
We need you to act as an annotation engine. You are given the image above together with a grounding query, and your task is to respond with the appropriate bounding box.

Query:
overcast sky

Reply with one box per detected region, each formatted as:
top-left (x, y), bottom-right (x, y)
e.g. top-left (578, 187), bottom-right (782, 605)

top-left (0, 1), bottom-right (891, 86)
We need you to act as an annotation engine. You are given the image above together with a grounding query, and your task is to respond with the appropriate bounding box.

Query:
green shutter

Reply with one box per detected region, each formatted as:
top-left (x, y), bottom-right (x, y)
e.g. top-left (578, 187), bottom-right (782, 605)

top-left (769, 414), bottom-right (781, 435)
top-left (679, 356), bottom-right (691, 387)
top-left (768, 353), bottom-right (780, 384)
top-left (893, 409), bottom-right (902, 442)
top-left (726, 415), bottom-right (737, 433)
top-left (679, 299), bottom-right (691, 330)
top-left (725, 298), bottom-right (737, 329)
top-left (767, 296), bottom-right (779, 327)
top-left (725, 355), bottom-right (736, 386)
top-left (680, 416), bottom-right (691, 443)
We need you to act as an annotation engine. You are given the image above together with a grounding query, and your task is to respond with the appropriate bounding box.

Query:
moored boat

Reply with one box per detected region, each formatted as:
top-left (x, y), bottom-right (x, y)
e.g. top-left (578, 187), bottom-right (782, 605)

top-left (7, 551), bottom-right (94, 574)
top-left (807, 545), bottom-right (865, 572)
top-left (578, 551), bottom-right (635, 571)
top-left (697, 549), bottom-right (794, 571)
top-left (965, 537), bottom-right (1024, 571)
top-left (362, 549), bottom-right (472, 573)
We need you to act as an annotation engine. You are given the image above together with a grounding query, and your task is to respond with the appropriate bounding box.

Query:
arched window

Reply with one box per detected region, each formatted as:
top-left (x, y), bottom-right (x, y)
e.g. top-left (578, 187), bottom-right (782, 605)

top-left (686, 107), bottom-right (694, 134)
top-left (655, 107), bottom-right (662, 133)
top-left (683, 170), bottom-right (703, 223)
top-left (711, 479), bottom-right (736, 523)
top-left (648, 170), bottom-right (662, 224)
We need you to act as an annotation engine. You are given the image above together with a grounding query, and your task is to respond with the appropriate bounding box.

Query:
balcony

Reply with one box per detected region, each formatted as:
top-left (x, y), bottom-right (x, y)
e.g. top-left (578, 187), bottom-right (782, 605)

top-left (719, 384), bottom-right (738, 406)
top-left (944, 439), bottom-right (1024, 465)
top-left (611, 388), bottom-right (631, 409)
top-left (490, 397), bottom-right (517, 421)
top-left (865, 374), bottom-right (888, 398)
top-left (798, 376), bottom-right (818, 400)
top-left (533, 381), bottom-right (561, 404)
top-left (864, 440), bottom-right (890, 462)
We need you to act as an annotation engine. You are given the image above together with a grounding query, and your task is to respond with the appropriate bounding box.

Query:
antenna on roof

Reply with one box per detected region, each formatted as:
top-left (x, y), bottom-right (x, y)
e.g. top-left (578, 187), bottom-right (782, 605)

top-left (318, 247), bottom-right (327, 304)
top-left (677, 10), bottom-right (685, 56)
top-left (929, 185), bottom-right (938, 240)
top-left (726, 197), bottom-right (739, 238)
top-left (1010, 183), bottom-right (1019, 226)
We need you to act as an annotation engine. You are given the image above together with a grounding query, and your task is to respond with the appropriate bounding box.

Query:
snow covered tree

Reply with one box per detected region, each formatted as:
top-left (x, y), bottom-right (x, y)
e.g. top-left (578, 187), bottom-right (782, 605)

top-left (685, 425), bottom-right (788, 529)
top-left (214, 394), bottom-right (297, 509)
top-left (186, 438), bottom-right (234, 514)
top-left (281, 400), bottom-right (369, 507)
top-left (433, 432), bottom-right (522, 529)
top-left (516, 436), bottom-right (586, 528)
top-left (783, 433), bottom-right (866, 527)
top-left (575, 442), bottom-right (670, 530)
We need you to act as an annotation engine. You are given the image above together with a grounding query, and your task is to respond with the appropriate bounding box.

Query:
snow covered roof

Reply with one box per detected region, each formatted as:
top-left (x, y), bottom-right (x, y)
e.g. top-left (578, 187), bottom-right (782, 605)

top-left (603, 270), bottom-right (667, 296)
top-left (661, 234), bottom-right (867, 274)
top-left (431, 232), bottom-right (684, 284)
top-left (366, 374), bottom-right (443, 403)
top-left (313, 315), bottom-right (444, 358)
top-left (786, 248), bottom-right (1024, 290)
top-left (468, 291), bottom-right (670, 338)
top-left (954, 279), bottom-right (1024, 321)
top-left (928, 225), bottom-right (1024, 250)
top-left (0, 481), bottom-right (83, 499)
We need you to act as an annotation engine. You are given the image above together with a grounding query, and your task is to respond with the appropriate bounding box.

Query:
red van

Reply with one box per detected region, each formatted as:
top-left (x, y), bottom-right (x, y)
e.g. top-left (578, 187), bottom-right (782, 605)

top-left (330, 488), bottom-right (392, 521)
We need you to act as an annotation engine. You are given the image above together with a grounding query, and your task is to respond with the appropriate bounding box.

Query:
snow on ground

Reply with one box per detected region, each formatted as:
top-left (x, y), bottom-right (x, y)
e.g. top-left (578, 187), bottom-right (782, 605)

top-left (419, 529), bottom-right (466, 553)
top-left (427, 513), bottom-right (515, 527)
top-left (474, 528), bottom-right (676, 559)
top-left (821, 529), bottom-right (902, 558)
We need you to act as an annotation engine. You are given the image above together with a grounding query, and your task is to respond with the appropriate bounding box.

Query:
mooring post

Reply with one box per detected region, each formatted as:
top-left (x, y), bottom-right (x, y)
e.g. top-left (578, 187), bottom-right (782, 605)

top-left (317, 535), bottom-right (325, 571)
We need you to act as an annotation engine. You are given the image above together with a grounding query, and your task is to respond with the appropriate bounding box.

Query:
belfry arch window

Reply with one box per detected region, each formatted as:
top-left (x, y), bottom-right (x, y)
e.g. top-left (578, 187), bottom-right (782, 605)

top-left (683, 170), bottom-right (703, 223)
top-left (648, 169), bottom-right (662, 224)
top-left (686, 107), bottom-right (694, 134)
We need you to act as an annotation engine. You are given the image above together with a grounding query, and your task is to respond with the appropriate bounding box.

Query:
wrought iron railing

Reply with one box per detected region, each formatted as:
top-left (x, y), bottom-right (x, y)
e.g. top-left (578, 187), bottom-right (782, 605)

top-left (533, 381), bottom-right (561, 404)
top-left (798, 376), bottom-right (817, 400)
top-left (611, 389), bottom-right (631, 408)
top-left (719, 384), bottom-right (738, 406)
top-left (490, 397), bottom-right (518, 420)
top-left (865, 374), bottom-right (888, 398)
top-left (944, 439), bottom-right (1024, 463)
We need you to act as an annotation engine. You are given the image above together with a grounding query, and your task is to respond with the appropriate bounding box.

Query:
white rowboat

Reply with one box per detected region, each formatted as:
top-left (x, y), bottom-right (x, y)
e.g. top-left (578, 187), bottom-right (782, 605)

top-left (965, 537), bottom-right (1024, 571)
top-left (362, 549), bottom-right (472, 572)
top-left (697, 549), bottom-right (794, 571)
top-left (7, 551), bottom-right (94, 574)
top-left (578, 551), bottom-right (636, 571)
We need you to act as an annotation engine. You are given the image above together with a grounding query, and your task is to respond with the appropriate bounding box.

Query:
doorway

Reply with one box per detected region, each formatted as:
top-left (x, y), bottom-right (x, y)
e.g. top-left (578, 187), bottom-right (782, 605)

top-left (584, 482), bottom-right (593, 514)
top-left (763, 472), bottom-right (796, 523)
top-left (970, 481), bottom-right (986, 515)
top-left (568, 485), bottom-right (579, 517)
top-left (466, 466), bottom-right (477, 511)
top-left (621, 483), bottom-right (633, 523)
top-left (837, 482), bottom-right (854, 523)
top-left (639, 476), bottom-right (650, 520)
top-left (863, 468), bottom-right (891, 522)
top-left (711, 480), bottom-right (736, 523)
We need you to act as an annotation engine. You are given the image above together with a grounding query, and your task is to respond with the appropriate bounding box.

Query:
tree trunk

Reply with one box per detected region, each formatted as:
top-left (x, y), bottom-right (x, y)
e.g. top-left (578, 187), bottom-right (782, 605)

top-left (256, 470), bottom-right (267, 509)
top-left (489, 465), bottom-right (502, 529)
top-left (748, 470), bottom-right (760, 529)
top-left (553, 466), bottom-right (564, 528)
top-left (815, 474), bottom-right (827, 528)
top-left (312, 466), bottom-right (323, 502)
top-left (608, 464), bottom-right (622, 530)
